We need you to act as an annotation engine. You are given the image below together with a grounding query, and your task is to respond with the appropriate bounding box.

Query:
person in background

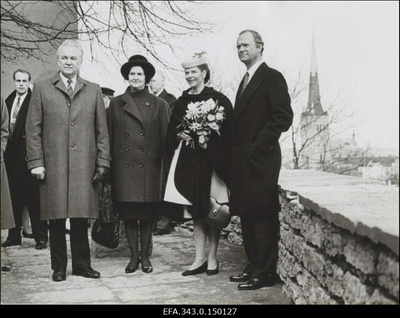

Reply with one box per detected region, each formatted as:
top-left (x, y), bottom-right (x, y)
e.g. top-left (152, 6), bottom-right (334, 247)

top-left (26, 39), bottom-right (111, 282)
top-left (164, 52), bottom-right (233, 277)
top-left (107, 55), bottom-right (170, 274)
top-left (101, 87), bottom-right (115, 110)
top-left (1, 96), bottom-right (15, 271)
top-left (2, 69), bottom-right (48, 250)
top-left (149, 69), bottom-right (177, 236)
top-left (229, 30), bottom-right (293, 290)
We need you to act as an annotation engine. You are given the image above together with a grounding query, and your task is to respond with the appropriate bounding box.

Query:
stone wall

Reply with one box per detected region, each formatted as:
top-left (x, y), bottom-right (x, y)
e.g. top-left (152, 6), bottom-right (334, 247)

top-left (277, 170), bottom-right (399, 304)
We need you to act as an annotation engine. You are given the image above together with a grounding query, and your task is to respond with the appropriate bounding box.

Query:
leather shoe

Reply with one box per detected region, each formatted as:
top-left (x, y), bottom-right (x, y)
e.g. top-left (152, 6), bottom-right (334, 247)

top-left (35, 241), bottom-right (47, 250)
top-left (52, 270), bottom-right (66, 282)
top-left (125, 259), bottom-right (140, 274)
top-left (1, 238), bottom-right (21, 247)
top-left (206, 262), bottom-right (219, 276)
top-left (72, 266), bottom-right (100, 279)
top-left (238, 277), bottom-right (275, 290)
top-left (22, 231), bottom-right (34, 239)
top-left (229, 272), bottom-right (251, 282)
top-left (182, 261), bottom-right (207, 276)
top-left (142, 265), bottom-right (153, 273)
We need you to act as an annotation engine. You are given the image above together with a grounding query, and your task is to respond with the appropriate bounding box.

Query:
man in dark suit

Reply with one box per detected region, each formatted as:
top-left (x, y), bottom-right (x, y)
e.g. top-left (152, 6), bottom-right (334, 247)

top-left (149, 69), bottom-right (177, 236)
top-left (26, 40), bottom-right (110, 282)
top-left (229, 30), bottom-right (293, 290)
top-left (1, 70), bottom-right (48, 250)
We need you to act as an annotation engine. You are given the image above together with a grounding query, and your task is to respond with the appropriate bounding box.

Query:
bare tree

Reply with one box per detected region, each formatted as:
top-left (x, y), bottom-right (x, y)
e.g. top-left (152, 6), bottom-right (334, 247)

top-left (1, 1), bottom-right (213, 68)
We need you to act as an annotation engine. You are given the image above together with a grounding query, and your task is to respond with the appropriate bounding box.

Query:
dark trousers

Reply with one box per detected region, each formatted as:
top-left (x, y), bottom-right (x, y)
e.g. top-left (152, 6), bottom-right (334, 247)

top-left (8, 201), bottom-right (48, 243)
top-left (241, 212), bottom-right (279, 281)
top-left (49, 218), bottom-right (90, 271)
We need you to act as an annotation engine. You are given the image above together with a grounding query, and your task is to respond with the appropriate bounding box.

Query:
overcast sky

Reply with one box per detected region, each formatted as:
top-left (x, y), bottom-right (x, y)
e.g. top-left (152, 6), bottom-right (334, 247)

top-left (80, 1), bottom-right (399, 151)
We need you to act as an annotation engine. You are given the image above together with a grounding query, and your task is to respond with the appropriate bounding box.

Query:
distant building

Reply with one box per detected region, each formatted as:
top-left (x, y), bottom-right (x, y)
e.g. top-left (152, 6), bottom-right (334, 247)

top-left (358, 156), bottom-right (399, 185)
top-left (299, 36), bottom-right (330, 170)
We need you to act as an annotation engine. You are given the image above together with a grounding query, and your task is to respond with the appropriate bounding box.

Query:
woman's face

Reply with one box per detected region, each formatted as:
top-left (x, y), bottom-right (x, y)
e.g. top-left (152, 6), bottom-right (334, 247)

top-left (184, 66), bottom-right (205, 89)
top-left (128, 66), bottom-right (146, 90)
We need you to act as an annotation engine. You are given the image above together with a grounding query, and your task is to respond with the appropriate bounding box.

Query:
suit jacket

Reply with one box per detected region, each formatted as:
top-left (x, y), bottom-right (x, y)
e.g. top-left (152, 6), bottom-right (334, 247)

top-left (107, 87), bottom-right (170, 202)
top-left (25, 73), bottom-right (111, 220)
top-left (230, 62), bottom-right (293, 217)
top-left (158, 89), bottom-right (176, 108)
top-left (4, 88), bottom-right (40, 206)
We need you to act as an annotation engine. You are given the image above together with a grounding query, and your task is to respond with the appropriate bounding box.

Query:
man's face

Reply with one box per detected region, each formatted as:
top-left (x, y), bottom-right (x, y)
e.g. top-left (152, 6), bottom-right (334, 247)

top-left (149, 73), bottom-right (164, 94)
top-left (236, 32), bottom-right (262, 66)
top-left (14, 72), bottom-right (30, 96)
top-left (57, 45), bottom-right (82, 78)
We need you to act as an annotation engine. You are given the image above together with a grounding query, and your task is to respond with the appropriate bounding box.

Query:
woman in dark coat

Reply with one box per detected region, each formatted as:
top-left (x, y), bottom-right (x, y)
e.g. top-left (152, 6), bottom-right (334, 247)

top-left (108, 55), bottom-right (170, 274)
top-left (164, 53), bottom-right (233, 276)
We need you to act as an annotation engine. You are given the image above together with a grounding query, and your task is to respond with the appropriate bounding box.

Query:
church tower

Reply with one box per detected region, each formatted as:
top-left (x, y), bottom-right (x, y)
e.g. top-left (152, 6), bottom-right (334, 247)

top-left (300, 35), bottom-right (330, 169)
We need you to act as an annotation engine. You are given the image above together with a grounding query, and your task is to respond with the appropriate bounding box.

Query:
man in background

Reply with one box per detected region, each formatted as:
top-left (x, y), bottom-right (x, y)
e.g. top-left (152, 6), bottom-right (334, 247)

top-left (101, 87), bottom-right (115, 110)
top-left (149, 69), bottom-right (177, 236)
top-left (2, 69), bottom-right (48, 250)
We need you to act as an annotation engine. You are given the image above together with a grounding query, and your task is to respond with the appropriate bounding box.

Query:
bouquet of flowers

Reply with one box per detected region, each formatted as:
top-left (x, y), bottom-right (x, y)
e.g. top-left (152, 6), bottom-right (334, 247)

top-left (177, 98), bottom-right (225, 149)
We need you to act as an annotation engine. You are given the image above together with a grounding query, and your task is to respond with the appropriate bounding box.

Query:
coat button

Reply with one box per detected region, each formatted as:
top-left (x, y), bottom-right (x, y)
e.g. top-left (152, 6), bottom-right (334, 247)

top-left (140, 132), bottom-right (144, 136)
top-left (71, 122), bottom-right (75, 126)
top-left (145, 102), bottom-right (150, 106)
top-left (139, 163), bottom-right (144, 168)
top-left (125, 148), bottom-right (129, 152)
top-left (67, 103), bottom-right (71, 107)
top-left (125, 133), bottom-right (129, 137)
top-left (71, 144), bottom-right (75, 148)
top-left (139, 147), bottom-right (144, 152)
top-left (125, 164), bottom-right (129, 168)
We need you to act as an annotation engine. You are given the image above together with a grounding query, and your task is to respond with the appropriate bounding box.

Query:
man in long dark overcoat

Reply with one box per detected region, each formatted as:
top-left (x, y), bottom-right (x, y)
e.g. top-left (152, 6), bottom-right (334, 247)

top-left (2, 70), bottom-right (48, 249)
top-left (26, 40), bottom-right (111, 282)
top-left (229, 30), bottom-right (293, 290)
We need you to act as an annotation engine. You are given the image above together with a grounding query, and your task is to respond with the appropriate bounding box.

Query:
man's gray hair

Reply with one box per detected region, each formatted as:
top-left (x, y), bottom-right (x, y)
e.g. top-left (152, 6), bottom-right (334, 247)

top-left (239, 30), bottom-right (264, 54)
top-left (57, 39), bottom-right (84, 59)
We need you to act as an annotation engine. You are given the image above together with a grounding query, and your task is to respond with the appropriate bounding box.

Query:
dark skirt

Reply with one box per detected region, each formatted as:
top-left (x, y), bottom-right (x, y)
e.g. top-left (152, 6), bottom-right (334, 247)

top-left (116, 202), bottom-right (160, 221)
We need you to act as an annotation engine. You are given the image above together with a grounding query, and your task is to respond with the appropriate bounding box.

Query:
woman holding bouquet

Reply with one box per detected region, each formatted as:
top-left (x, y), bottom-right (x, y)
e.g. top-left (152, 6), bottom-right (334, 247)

top-left (164, 53), bottom-right (233, 276)
top-left (108, 55), bottom-right (171, 274)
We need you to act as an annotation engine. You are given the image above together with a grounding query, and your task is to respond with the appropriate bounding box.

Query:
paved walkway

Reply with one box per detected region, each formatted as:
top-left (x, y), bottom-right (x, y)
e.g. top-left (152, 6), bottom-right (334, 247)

top-left (1, 227), bottom-right (291, 305)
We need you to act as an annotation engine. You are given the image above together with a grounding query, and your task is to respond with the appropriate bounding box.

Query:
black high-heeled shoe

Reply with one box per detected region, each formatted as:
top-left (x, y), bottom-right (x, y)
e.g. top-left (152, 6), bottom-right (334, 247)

top-left (142, 261), bottom-right (153, 274)
top-left (182, 261), bottom-right (208, 276)
top-left (206, 262), bottom-right (219, 276)
top-left (125, 259), bottom-right (140, 274)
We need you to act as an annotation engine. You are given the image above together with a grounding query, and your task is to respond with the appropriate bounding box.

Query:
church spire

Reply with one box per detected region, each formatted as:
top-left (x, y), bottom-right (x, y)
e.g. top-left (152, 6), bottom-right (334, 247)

top-left (306, 34), bottom-right (325, 115)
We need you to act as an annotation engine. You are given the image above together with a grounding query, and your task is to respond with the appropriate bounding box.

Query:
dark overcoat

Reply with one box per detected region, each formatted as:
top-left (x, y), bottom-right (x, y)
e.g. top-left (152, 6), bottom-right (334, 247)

top-left (230, 63), bottom-right (293, 217)
top-left (4, 88), bottom-right (40, 207)
top-left (107, 87), bottom-right (170, 202)
top-left (158, 89), bottom-right (177, 108)
top-left (25, 73), bottom-right (111, 220)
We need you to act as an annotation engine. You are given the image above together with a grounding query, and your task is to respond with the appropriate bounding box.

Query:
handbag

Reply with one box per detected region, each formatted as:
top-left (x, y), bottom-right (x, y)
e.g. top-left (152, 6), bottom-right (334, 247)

top-left (91, 216), bottom-right (120, 249)
top-left (204, 196), bottom-right (231, 229)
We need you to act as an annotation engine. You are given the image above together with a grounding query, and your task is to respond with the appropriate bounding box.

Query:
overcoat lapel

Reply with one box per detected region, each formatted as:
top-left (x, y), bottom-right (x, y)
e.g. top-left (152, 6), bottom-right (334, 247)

top-left (12, 89), bottom-right (31, 140)
top-left (121, 89), bottom-right (143, 125)
top-left (233, 62), bottom-right (268, 123)
top-left (53, 74), bottom-right (69, 97)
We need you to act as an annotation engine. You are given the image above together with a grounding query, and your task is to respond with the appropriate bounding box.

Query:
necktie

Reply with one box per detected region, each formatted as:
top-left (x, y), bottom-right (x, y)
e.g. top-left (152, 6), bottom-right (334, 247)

top-left (240, 72), bottom-right (249, 98)
top-left (67, 79), bottom-right (73, 98)
top-left (11, 96), bottom-right (21, 133)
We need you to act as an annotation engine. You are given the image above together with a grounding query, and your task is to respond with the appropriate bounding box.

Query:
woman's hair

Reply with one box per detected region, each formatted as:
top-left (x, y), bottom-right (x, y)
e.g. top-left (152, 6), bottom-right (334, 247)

top-left (197, 63), bottom-right (210, 84)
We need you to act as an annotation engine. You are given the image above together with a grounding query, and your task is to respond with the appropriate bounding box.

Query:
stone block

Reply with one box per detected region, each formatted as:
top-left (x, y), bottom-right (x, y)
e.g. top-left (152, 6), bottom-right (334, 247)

top-left (377, 249), bottom-right (399, 299)
top-left (367, 288), bottom-right (398, 304)
top-left (342, 271), bottom-right (371, 304)
top-left (343, 235), bottom-right (378, 274)
top-left (227, 232), bottom-right (242, 246)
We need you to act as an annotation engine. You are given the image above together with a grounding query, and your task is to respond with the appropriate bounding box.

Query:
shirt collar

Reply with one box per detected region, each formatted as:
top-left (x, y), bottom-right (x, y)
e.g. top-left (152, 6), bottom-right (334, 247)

top-left (59, 72), bottom-right (77, 88)
top-left (246, 60), bottom-right (263, 82)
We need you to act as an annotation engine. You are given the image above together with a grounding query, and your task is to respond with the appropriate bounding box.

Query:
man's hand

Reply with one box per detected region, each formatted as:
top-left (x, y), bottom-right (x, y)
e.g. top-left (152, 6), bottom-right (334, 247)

top-left (31, 167), bottom-right (46, 180)
top-left (91, 166), bottom-right (109, 184)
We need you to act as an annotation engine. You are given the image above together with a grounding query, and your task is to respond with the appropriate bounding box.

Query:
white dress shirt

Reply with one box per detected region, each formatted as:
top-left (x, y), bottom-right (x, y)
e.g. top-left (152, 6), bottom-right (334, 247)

top-left (10, 91), bottom-right (28, 126)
